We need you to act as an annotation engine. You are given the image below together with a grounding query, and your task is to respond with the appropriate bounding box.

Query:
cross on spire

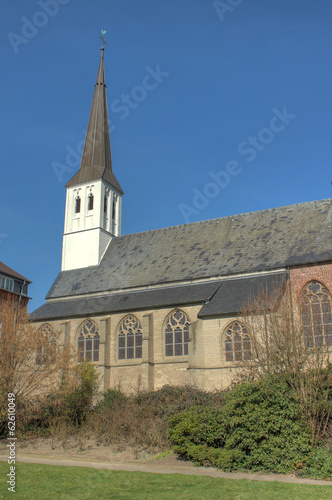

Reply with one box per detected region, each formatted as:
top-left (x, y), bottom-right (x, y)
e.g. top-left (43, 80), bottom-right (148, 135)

top-left (100, 29), bottom-right (107, 48)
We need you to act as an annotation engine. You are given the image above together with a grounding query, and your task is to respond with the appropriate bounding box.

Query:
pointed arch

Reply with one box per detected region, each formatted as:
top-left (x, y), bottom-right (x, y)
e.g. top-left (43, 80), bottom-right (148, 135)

top-left (117, 314), bottom-right (142, 360)
top-left (75, 196), bottom-right (81, 214)
top-left (36, 323), bottom-right (56, 365)
top-left (87, 192), bottom-right (94, 211)
top-left (301, 280), bottom-right (332, 347)
top-left (112, 198), bottom-right (116, 221)
top-left (77, 319), bottom-right (100, 362)
top-left (224, 321), bottom-right (251, 362)
top-left (165, 309), bottom-right (190, 357)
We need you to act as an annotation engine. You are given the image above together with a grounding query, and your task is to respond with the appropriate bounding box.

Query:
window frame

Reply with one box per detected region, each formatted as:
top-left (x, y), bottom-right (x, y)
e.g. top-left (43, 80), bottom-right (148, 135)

top-left (301, 280), bottom-right (332, 348)
top-left (77, 319), bottom-right (100, 363)
top-left (75, 196), bottom-right (81, 214)
top-left (117, 314), bottom-right (143, 361)
top-left (0, 275), bottom-right (14, 292)
top-left (112, 199), bottom-right (116, 221)
top-left (36, 323), bottom-right (56, 366)
top-left (87, 192), bottom-right (94, 212)
top-left (164, 309), bottom-right (190, 358)
top-left (223, 321), bottom-right (251, 363)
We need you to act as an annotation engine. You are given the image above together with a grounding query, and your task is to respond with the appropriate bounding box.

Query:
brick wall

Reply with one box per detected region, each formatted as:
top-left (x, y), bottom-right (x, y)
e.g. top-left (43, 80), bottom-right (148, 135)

top-left (290, 262), bottom-right (332, 303)
top-left (0, 289), bottom-right (29, 310)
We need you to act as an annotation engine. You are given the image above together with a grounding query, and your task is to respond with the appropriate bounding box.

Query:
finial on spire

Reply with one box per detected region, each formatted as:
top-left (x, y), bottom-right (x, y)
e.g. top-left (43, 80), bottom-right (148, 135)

top-left (100, 29), bottom-right (107, 49)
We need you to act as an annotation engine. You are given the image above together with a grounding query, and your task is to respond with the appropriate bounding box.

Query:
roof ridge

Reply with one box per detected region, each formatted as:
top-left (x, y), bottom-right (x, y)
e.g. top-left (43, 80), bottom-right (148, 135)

top-left (119, 198), bottom-right (331, 240)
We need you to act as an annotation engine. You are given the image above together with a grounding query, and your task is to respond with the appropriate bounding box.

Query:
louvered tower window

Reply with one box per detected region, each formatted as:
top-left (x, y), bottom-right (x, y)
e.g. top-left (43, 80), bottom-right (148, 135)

top-left (75, 196), bottom-right (81, 214)
top-left (88, 193), bottom-right (94, 211)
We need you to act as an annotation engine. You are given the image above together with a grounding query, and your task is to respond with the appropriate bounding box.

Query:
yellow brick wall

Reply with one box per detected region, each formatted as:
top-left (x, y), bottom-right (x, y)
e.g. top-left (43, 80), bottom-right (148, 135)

top-left (33, 305), bottom-right (244, 394)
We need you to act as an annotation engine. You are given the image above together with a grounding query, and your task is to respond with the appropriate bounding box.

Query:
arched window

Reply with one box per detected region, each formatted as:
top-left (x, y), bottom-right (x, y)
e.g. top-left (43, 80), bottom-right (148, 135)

top-left (78, 320), bottom-right (100, 362)
top-left (104, 195), bottom-right (107, 213)
top-left (36, 323), bottom-right (56, 365)
top-left (165, 309), bottom-right (190, 357)
top-left (118, 314), bottom-right (142, 360)
top-left (88, 193), bottom-right (94, 211)
top-left (112, 199), bottom-right (116, 221)
top-left (75, 196), bottom-right (81, 214)
top-left (224, 321), bottom-right (251, 362)
top-left (301, 281), bottom-right (332, 347)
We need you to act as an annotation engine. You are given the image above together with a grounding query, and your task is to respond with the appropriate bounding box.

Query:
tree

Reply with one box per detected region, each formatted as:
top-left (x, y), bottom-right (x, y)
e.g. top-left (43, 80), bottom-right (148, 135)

top-left (0, 297), bottom-right (71, 427)
top-left (43, 360), bottom-right (100, 428)
top-left (237, 283), bottom-right (332, 446)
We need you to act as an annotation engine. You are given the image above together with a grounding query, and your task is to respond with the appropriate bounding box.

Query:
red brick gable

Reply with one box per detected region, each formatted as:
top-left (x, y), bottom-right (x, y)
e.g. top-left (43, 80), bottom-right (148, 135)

top-left (290, 262), bottom-right (332, 303)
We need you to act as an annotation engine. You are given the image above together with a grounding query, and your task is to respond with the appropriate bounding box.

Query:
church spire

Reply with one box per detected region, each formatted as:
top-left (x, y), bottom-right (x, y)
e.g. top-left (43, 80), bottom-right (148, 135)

top-left (61, 39), bottom-right (123, 271)
top-left (66, 45), bottom-right (123, 194)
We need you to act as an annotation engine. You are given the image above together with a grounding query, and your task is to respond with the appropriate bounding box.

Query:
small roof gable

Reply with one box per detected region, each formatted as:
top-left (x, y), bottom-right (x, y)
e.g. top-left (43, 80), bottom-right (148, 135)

top-left (198, 273), bottom-right (287, 318)
top-left (45, 198), bottom-right (331, 301)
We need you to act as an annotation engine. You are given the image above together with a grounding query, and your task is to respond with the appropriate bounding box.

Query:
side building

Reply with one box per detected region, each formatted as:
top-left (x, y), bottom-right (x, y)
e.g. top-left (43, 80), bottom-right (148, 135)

top-left (0, 261), bottom-right (31, 309)
top-left (32, 47), bottom-right (332, 393)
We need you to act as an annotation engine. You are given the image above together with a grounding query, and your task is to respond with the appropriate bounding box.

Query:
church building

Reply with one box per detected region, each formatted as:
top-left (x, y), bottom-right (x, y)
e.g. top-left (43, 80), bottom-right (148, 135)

top-left (32, 47), bottom-right (332, 393)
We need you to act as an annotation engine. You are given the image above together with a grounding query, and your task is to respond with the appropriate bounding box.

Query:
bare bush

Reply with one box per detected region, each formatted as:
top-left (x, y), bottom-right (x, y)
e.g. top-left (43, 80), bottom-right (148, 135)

top-left (238, 284), bottom-right (332, 445)
top-left (0, 298), bottom-right (72, 433)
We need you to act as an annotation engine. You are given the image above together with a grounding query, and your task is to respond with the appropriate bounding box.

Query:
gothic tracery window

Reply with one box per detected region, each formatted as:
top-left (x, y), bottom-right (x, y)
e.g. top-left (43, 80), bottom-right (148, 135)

top-left (224, 321), bottom-right (251, 362)
top-left (78, 320), bottom-right (100, 362)
top-left (165, 309), bottom-right (190, 357)
top-left (36, 323), bottom-right (56, 365)
top-left (118, 314), bottom-right (143, 360)
top-left (301, 281), bottom-right (332, 347)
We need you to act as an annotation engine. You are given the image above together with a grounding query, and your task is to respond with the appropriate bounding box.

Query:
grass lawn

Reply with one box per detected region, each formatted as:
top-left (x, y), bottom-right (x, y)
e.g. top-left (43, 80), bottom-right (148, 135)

top-left (0, 463), bottom-right (332, 499)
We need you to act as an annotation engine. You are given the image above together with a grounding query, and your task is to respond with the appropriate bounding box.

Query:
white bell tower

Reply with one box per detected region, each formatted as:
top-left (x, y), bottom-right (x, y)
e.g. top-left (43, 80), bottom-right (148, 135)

top-left (61, 45), bottom-right (123, 271)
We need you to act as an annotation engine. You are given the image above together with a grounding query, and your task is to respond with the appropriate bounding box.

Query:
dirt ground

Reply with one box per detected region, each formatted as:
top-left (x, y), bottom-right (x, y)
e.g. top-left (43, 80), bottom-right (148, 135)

top-left (1, 436), bottom-right (332, 486)
top-left (1, 435), bottom-right (164, 464)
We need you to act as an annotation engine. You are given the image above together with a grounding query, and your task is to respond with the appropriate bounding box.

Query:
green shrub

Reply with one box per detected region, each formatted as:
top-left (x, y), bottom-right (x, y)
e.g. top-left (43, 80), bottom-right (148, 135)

top-left (221, 378), bottom-right (312, 472)
top-left (301, 447), bottom-right (332, 479)
top-left (168, 377), bottom-right (313, 473)
top-left (95, 388), bottom-right (129, 411)
top-left (168, 407), bottom-right (226, 457)
top-left (41, 361), bottom-right (99, 428)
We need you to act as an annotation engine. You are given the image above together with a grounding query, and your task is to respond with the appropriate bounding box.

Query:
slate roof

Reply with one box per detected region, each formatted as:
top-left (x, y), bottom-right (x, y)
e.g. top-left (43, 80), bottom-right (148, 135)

top-left (32, 273), bottom-right (287, 321)
top-left (45, 198), bottom-right (331, 301)
top-left (32, 281), bottom-right (220, 320)
top-left (198, 272), bottom-right (287, 318)
top-left (31, 198), bottom-right (331, 321)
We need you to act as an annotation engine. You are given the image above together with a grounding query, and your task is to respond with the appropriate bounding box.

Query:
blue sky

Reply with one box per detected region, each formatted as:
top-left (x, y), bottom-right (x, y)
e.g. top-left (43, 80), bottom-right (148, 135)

top-left (1, 0), bottom-right (332, 311)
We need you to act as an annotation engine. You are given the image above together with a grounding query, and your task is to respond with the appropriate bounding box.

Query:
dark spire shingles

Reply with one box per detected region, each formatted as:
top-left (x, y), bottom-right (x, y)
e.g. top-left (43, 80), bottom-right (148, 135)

top-left (66, 48), bottom-right (123, 194)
